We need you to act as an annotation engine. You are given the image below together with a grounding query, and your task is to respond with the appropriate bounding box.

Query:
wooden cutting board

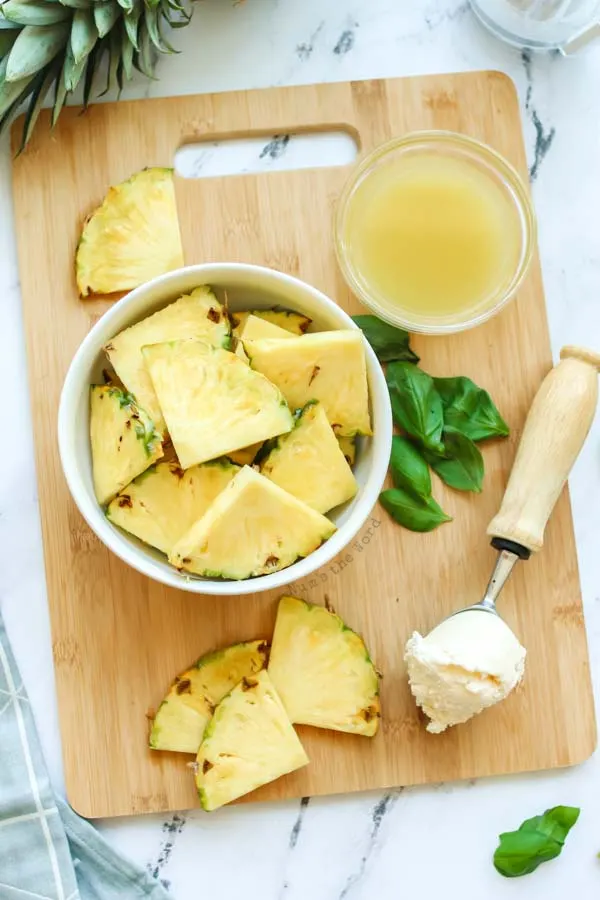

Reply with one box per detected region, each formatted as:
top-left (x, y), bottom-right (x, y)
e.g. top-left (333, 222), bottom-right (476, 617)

top-left (11, 72), bottom-right (596, 819)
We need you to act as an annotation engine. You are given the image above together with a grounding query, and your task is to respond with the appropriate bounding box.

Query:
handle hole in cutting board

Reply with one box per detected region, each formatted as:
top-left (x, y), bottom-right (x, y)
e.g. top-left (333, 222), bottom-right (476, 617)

top-left (174, 129), bottom-right (358, 179)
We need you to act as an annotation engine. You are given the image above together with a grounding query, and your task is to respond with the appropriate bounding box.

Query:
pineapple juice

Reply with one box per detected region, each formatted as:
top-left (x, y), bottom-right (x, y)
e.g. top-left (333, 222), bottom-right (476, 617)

top-left (335, 134), bottom-right (535, 333)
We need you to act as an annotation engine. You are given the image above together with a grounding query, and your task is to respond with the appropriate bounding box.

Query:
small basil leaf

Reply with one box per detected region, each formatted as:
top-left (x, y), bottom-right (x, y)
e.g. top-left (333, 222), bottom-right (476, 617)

top-left (433, 375), bottom-right (509, 441)
top-left (389, 435), bottom-right (431, 499)
top-left (352, 314), bottom-right (419, 363)
top-left (493, 806), bottom-right (580, 878)
top-left (379, 488), bottom-right (451, 533)
top-left (386, 362), bottom-right (444, 453)
top-left (425, 427), bottom-right (484, 493)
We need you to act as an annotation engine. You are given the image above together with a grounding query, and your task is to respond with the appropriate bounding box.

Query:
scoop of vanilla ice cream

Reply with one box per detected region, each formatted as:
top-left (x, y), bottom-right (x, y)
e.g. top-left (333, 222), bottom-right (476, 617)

top-left (405, 610), bottom-right (526, 734)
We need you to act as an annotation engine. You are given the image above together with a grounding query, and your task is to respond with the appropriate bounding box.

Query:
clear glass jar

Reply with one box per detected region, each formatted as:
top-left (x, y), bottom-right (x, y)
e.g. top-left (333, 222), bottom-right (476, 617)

top-left (469, 0), bottom-right (600, 52)
top-left (334, 131), bottom-right (536, 336)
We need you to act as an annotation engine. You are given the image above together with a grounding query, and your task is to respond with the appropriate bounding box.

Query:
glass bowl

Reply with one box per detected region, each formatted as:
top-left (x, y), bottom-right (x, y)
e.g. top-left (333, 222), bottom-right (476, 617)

top-left (334, 131), bottom-right (536, 335)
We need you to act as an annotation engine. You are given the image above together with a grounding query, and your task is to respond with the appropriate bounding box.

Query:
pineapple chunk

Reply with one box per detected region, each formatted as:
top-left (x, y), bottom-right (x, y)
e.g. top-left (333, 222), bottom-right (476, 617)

top-left (107, 459), bottom-right (239, 555)
top-left (105, 287), bottom-right (230, 434)
top-left (337, 435), bottom-right (356, 467)
top-left (90, 385), bottom-right (163, 506)
top-left (245, 331), bottom-right (371, 437)
top-left (143, 340), bottom-right (293, 469)
top-left (261, 402), bottom-right (358, 514)
top-left (238, 314), bottom-right (295, 343)
top-left (231, 308), bottom-right (311, 336)
top-left (268, 596), bottom-right (381, 736)
top-left (150, 640), bottom-right (269, 754)
top-left (196, 670), bottom-right (308, 810)
top-left (170, 466), bottom-right (336, 579)
top-left (76, 168), bottom-right (184, 298)
top-left (226, 442), bottom-right (263, 467)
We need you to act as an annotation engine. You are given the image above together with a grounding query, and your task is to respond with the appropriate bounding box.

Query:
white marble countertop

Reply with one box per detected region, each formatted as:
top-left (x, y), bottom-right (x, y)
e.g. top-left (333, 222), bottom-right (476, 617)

top-left (2, 1), bottom-right (600, 897)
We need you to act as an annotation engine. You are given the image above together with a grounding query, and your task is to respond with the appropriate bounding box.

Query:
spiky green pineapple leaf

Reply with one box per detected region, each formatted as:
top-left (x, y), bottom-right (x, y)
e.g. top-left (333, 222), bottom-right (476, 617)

top-left (0, 54), bottom-right (32, 115)
top-left (133, 17), bottom-right (156, 78)
top-left (115, 0), bottom-right (133, 13)
top-left (63, 40), bottom-right (85, 89)
top-left (1, 0), bottom-right (70, 26)
top-left (5, 21), bottom-right (69, 80)
top-left (17, 58), bottom-right (58, 151)
top-left (122, 4), bottom-right (139, 48)
top-left (120, 22), bottom-right (132, 76)
top-left (145, 4), bottom-right (174, 52)
top-left (70, 7), bottom-right (97, 63)
top-left (93, 2), bottom-right (119, 39)
top-left (51, 56), bottom-right (68, 124)
top-left (82, 33), bottom-right (105, 106)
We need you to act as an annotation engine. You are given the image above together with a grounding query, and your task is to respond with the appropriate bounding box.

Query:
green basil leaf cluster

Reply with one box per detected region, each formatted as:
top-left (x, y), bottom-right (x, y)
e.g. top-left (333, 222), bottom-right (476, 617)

top-left (493, 806), bottom-right (580, 878)
top-left (380, 435), bottom-right (452, 532)
top-left (352, 316), bottom-right (509, 533)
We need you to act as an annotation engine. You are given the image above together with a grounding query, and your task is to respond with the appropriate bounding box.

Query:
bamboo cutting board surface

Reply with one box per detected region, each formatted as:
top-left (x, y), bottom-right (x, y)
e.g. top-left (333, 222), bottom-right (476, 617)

top-left (11, 72), bottom-right (596, 819)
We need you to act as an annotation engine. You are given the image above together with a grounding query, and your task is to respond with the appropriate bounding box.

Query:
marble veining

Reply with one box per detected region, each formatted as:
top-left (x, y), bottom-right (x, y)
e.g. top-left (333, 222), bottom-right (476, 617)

top-left (1, 1), bottom-right (600, 898)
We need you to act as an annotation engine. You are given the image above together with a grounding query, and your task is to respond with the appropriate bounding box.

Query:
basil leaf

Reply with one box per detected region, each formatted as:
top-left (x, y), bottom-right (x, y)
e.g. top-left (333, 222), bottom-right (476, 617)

top-left (389, 436), bottom-right (431, 499)
top-left (426, 427), bottom-right (484, 493)
top-left (352, 314), bottom-right (419, 363)
top-left (433, 375), bottom-right (509, 441)
top-left (494, 806), bottom-right (580, 878)
top-left (380, 488), bottom-right (451, 532)
top-left (386, 362), bottom-right (444, 453)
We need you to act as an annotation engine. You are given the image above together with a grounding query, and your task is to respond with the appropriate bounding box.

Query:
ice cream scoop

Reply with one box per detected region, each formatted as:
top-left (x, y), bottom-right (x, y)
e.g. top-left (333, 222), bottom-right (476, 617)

top-left (406, 346), bottom-right (600, 733)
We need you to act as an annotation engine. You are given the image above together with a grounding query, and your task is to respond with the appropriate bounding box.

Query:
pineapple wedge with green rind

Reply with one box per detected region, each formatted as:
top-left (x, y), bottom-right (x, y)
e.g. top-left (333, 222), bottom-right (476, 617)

top-left (245, 331), bottom-right (372, 437)
top-left (169, 466), bottom-right (336, 579)
top-left (90, 385), bottom-right (163, 506)
top-left (196, 670), bottom-right (309, 811)
top-left (142, 340), bottom-right (293, 469)
top-left (231, 309), bottom-right (311, 336)
top-left (150, 640), bottom-right (269, 754)
top-left (76, 168), bottom-right (184, 298)
top-left (261, 402), bottom-right (358, 514)
top-left (268, 596), bottom-right (381, 736)
top-left (104, 287), bottom-right (230, 434)
top-left (337, 435), bottom-right (357, 466)
top-left (107, 459), bottom-right (239, 556)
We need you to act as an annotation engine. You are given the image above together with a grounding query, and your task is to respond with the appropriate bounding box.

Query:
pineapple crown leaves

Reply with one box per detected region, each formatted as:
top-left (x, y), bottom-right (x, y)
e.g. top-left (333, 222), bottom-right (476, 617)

top-left (0, 0), bottom-right (192, 152)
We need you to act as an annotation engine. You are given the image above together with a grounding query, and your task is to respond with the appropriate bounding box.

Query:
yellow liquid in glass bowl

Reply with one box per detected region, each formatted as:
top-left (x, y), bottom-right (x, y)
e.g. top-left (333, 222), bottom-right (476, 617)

top-left (335, 134), bottom-right (535, 334)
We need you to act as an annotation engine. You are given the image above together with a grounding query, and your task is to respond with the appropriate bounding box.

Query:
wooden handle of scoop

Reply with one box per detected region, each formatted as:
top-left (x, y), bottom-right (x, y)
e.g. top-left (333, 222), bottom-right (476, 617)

top-left (487, 346), bottom-right (600, 554)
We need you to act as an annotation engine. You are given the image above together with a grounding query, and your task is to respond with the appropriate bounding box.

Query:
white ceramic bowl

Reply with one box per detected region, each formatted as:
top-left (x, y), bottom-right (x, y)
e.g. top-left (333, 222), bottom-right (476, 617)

top-left (58, 263), bottom-right (392, 595)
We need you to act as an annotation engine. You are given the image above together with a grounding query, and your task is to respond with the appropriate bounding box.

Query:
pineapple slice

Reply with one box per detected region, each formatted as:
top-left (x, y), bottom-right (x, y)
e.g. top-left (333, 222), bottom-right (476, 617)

top-left (150, 640), bottom-right (269, 754)
top-left (143, 340), bottom-right (293, 469)
top-left (226, 442), bottom-right (263, 466)
top-left (238, 314), bottom-right (295, 343)
top-left (268, 596), bottom-right (381, 736)
top-left (196, 670), bottom-right (309, 810)
top-left (76, 168), bottom-right (184, 298)
top-left (107, 459), bottom-right (239, 555)
top-left (169, 466), bottom-right (336, 579)
top-left (245, 331), bottom-right (372, 437)
top-left (261, 402), bottom-right (358, 514)
top-left (231, 308), bottom-right (311, 336)
top-left (105, 287), bottom-right (230, 434)
top-left (90, 385), bottom-right (163, 506)
top-left (337, 435), bottom-right (356, 466)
